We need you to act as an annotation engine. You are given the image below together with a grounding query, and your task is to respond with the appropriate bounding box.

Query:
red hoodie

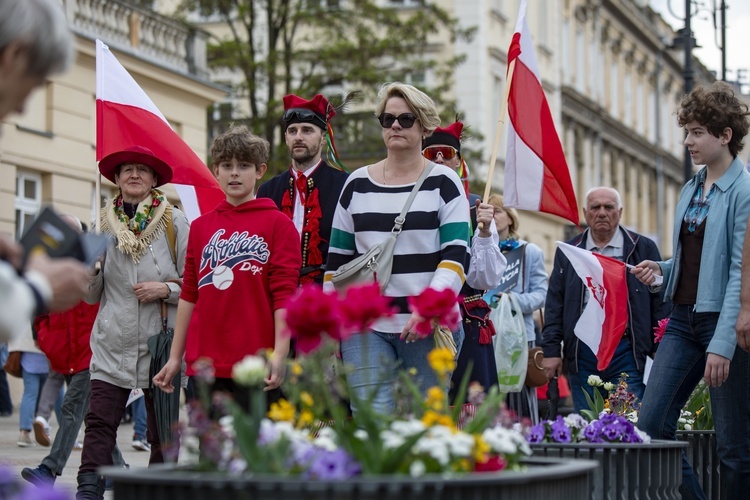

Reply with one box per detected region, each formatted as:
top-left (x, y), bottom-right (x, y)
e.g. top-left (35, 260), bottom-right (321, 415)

top-left (34, 301), bottom-right (99, 375)
top-left (181, 198), bottom-right (301, 377)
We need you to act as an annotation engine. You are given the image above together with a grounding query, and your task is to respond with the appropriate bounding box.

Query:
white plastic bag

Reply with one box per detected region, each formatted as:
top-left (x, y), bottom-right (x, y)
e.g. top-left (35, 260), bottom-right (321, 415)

top-left (489, 293), bottom-right (528, 393)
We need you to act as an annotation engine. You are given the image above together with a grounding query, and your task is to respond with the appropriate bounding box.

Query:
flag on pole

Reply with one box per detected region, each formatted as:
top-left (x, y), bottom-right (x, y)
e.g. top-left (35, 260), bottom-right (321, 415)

top-left (96, 40), bottom-right (224, 221)
top-left (504, 1), bottom-right (579, 226)
top-left (557, 242), bottom-right (628, 370)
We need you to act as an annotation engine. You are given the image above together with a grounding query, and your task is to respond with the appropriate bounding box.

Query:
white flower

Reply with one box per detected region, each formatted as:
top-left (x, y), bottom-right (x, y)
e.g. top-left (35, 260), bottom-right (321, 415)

top-left (380, 430), bottom-right (406, 449)
top-left (626, 411), bottom-right (639, 423)
top-left (483, 427), bottom-right (519, 455)
top-left (218, 415), bottom-right (235, 438)
top-left (587, 375), bottom-right (604, 387)
top-left (409, 460), bottom-right (426, 477)
top-left (635, 428), bottom-right (651, 444)
top-left (390, 419), bottom-right (426, 437)
top-left (354, 429), bottom-right (368, 441)
top-left (603, 382), bottom-right (614, 391)
top-left (445, 431), bottom-right (474, 457)
top-left (312, 426), bottom-right (338, 451)
top-left (232, 355), bottom-right (266, 387)
top-left (564, 413), bottom-right (588, 429)
top-left (684, 423), bottom-right (692, 431)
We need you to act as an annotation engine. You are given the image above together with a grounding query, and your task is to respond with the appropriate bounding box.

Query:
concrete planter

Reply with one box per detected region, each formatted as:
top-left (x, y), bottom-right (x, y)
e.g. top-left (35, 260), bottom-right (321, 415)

top-left (100, 457), bottom-right (597, 500)
top-left (531, 440), bottom-right (688, 500)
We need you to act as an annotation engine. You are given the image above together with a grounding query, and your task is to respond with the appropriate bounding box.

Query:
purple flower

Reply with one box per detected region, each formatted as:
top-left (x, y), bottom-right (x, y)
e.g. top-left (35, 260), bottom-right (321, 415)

top-left (526, 423), bottom-right (546, 443)
top-left (583, 421), bottom-right (603, 443)
top-left (602, 422), bottom-right (624, 441)
top-left (550, 416), bottom-right (572, 443)
top-left (304, 448), bottom-right (361, 480)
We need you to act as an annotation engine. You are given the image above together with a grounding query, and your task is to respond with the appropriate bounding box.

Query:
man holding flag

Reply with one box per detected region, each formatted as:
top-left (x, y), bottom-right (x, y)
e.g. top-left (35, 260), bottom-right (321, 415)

top-left (541, 187), bottom-right (668, 411)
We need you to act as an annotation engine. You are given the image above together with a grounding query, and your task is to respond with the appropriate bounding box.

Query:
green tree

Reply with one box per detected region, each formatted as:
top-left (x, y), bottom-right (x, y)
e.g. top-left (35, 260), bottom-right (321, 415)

top-left (175, 0), bottom-right (474, 172)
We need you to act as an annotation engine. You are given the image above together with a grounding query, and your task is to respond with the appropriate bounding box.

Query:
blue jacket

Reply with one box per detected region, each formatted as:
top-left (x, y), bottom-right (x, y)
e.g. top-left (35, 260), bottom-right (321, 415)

top-left (541, 227), bottom-right (669, 373)
top-left (659, 157), bottom-right (750, 360)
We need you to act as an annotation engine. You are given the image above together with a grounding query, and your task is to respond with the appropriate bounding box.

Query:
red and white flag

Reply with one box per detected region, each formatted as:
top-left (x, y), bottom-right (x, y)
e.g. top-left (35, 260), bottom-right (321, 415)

top-left (557, 242), bottom-right (628, 370)
top-left (96, 40), bottom-right (223, 221)
top-left (504, 1), bottom-right (579, 226)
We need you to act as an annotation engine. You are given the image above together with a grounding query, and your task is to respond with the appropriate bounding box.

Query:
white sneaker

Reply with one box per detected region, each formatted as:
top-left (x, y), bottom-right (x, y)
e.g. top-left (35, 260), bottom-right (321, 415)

top-left (132, 439), bottom-right (151, 452)
top-left (17, 432), bottom-right (34, 447)
top-left (33, 416), bottom-right (51, 447)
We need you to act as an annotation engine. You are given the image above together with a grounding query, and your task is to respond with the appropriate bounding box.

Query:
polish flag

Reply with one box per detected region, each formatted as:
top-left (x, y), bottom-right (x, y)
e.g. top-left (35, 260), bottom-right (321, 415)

top-left (504, 1), bottom-right (579, 226)
top-left (96, 40), bottom-right (223, 221)
top-left (557, 242), bottom-right (628, 370)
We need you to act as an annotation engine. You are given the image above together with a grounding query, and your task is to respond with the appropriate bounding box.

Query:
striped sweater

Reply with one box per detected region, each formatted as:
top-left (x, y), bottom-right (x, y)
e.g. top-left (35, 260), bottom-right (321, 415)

top-left (324, 163), bottom-right (471, 333)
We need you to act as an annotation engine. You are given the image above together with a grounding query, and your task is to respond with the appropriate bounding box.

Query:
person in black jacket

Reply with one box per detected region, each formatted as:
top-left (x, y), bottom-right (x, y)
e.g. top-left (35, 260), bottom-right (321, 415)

top-left (541, 187), bottom-right (668, 411)
top-left (256, 94), bottom-right (348, 285)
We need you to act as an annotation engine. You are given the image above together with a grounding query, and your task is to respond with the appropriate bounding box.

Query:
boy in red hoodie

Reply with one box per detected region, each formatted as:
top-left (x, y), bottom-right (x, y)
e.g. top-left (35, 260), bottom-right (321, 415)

top-left (153, 126), bottom-right (300, 407)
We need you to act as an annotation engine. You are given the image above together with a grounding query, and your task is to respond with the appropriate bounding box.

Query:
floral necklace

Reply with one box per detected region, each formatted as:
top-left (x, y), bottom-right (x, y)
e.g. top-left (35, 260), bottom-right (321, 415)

top-left (499, 236), bottom-right (520, 252)
top-left (114, 189), bottom-right (165, 236)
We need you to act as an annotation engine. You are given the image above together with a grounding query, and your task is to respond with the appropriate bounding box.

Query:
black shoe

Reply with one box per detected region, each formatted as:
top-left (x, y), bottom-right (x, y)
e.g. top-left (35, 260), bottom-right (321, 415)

top-left (21, 464), bottom-right (56, 487)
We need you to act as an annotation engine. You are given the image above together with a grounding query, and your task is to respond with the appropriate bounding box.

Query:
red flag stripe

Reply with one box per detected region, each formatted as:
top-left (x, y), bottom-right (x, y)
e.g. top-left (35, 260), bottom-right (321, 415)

top-left (593, 253), bottom-right (629, 370)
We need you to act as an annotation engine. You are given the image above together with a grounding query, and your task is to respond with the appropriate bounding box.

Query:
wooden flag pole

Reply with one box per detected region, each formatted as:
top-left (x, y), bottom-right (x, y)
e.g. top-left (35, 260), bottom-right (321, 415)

top-left (478, 58), bottom-right (516, 230)
top-left (483, 58), bottom-right (517, 204)
top-left (95, 171), bottom-right (102, 232)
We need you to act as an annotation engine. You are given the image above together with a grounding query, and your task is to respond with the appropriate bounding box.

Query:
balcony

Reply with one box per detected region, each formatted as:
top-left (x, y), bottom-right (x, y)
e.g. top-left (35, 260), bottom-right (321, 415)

top-left (63, 0), bottom-right (209, 79)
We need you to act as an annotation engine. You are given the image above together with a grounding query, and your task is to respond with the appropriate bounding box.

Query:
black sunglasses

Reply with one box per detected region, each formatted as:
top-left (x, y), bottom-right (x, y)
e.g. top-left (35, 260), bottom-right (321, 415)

top-left (282, 108), bottom-right (326, 128)
top-left (377, 113), bottom-right (418, 129)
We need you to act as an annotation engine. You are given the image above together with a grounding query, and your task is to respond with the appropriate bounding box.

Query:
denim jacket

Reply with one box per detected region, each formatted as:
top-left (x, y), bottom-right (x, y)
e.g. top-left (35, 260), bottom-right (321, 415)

top-left (659, 157), bottom-right (750, 360)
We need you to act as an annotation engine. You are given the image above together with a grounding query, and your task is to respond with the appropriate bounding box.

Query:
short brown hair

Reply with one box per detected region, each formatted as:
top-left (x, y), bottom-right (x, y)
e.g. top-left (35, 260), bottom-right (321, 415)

top-left (677, 82), bottom-right (750, 158)
top-left (487, 193), bottom-right (519, 238)
top-left (211, 125), bottom-right (270, 166)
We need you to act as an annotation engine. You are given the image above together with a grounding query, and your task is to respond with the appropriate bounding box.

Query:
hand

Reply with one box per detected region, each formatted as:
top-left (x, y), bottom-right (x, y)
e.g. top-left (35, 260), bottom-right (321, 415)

top-left (27, 254), bottom-right (90, 312)
top-left (400, 311), bottom-right (428, 343)
top-left (542, 356), bottom-right (562, 380)
top-left (0, 234), bottom-right (22, 271)
top-left (704, 353), bottom-right (730, 387)
top-left (264, 351), bottom-right (286, 391)
top-left (153, 358), bottom-right (180, 393)
top-left (630, 260), bottom-right (662, 285)
top-left (476, 200), bottom-right (494, 238)
top-left (737, 306), bottom-right (750, 352)
top-left (133, 282), bottom-right (169, 303)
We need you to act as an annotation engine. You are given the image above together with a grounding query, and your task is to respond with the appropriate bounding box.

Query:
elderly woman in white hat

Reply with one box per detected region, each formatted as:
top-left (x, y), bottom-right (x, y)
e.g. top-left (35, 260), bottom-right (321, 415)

top-left (76, 146), bottom-right (189, 499)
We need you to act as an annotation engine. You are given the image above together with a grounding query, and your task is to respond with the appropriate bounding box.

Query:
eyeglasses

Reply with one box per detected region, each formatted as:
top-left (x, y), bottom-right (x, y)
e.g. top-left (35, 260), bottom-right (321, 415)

top-left (282, 108), bottom-right (325, 128)
top-left (377, 113), bottom-right (418, 129)
top-left (422, 145), bottom-right (458, 161)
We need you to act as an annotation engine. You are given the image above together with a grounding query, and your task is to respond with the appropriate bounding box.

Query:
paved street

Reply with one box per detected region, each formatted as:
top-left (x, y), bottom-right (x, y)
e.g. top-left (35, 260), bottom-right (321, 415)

top-left (0, 410), bottom-right (150, 499)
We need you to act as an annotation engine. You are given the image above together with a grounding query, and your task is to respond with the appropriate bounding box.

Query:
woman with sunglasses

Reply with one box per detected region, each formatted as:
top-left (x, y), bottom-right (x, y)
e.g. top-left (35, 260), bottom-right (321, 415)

top-left (324, 83), bottom-right (472, 414)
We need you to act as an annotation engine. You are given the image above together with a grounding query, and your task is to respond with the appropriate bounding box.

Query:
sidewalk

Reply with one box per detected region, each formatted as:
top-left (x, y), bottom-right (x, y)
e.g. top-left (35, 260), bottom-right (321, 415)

top-left (0, 410), bottom-right (149, 499)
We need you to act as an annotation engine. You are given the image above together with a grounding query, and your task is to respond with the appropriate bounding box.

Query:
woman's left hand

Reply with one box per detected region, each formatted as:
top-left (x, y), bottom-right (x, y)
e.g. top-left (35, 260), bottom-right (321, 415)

top-left (133, 282), bottom-right (169, 303)
top-left (476, 200), bottom-right (494, 238)
top-left (400, 312), bottom-right (427, 343)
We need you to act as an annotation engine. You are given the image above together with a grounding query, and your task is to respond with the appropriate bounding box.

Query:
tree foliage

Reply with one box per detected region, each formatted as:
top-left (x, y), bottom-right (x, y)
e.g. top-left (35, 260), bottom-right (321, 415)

top-left (174, 0), bottom-right (474, 172)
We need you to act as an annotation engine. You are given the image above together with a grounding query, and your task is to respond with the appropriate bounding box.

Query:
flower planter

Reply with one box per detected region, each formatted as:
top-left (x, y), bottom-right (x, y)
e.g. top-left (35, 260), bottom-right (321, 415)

top-left (677, 430), bottom-right (724, 500)
top-left (531, 440), bottom-right (688, 500)
top-left (100, 457), bottom-right (597, 500)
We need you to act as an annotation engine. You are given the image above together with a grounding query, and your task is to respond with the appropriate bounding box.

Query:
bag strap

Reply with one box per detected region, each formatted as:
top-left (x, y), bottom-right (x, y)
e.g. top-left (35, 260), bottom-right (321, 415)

top-left (391, 162), bottom-right (435, 234)
top-left (165, 205), bottom-right (177, 265)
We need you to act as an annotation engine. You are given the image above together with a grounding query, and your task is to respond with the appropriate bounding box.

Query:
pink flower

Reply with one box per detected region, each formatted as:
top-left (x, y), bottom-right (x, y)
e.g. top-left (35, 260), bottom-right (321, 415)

top-left (284, 284), bottom-right (341, 354)
top-left (408, 287), bottom-right (460, 336)
top-left (338, 283), bottom-right (395, 336)
top-left (653, 317), bottom-right (669, 344)
top-left (474, 455), bottom-right (507, 472)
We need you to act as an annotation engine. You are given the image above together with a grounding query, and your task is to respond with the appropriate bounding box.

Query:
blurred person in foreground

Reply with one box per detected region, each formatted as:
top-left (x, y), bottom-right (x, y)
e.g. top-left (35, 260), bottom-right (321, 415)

top-left (0, 0), bottom-right (90, 342)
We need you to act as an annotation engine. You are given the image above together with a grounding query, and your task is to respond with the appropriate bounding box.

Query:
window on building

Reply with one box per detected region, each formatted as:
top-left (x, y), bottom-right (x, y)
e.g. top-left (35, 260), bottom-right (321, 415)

top-left (405, 70), bottom-right (426, 87)
top-left (609, 59), bottom-right (618, 116)
top-left (575, 27), bottom-right (585, 93)
top-left (636, 78), bottom-right (644, 135)
top-left (307, 0), bottom-right (341, 10)
top-left (15, 171), bottom-right (42, 239)
top-left (562, 20), bottom-right (570, 84)
top-left (387, 0), bottom-right (424, 7)
top-left (623, 71), bottom-right (632, 124)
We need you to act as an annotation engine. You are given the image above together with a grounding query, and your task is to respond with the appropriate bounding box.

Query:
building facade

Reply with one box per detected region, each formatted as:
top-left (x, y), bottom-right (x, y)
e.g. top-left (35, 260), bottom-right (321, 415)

top-left (0, 0), bottom-right (224, 238)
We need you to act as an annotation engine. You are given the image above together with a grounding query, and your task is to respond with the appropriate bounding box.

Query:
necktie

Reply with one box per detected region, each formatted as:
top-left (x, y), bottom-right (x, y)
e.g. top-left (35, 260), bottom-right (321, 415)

top-left (295, 173), bottom-right (307, 204)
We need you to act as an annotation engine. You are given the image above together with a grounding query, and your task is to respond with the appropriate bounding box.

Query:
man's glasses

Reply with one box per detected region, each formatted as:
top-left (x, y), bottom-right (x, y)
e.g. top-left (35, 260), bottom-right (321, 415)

top-left (422, 145), bottom-right (458, 161)
top-left (282, 108), bottom-right (325, 128)
top-left (377, 113), bottom-right (418, 129)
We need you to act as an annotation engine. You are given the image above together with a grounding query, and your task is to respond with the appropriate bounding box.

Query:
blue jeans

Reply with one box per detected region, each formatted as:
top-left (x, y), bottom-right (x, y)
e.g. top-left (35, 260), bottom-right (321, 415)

top-left (131, 395), bottom-right (146, 440)
top-left (20, 370), bottom-right (47, 431)
top-left (341, 326), bottom-right (464, 415)
top-left (638, 305), bottom-right (750, 499)
top-left (567, 336), bottom-right (644, 413)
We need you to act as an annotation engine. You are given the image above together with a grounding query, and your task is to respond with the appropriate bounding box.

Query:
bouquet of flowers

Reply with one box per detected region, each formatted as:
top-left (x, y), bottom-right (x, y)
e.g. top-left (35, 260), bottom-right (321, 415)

top-left (179, 283), bottom-right (530, 479)
top-left (526, 413), bottom-right (650, 445)
top-left (679, 380), bottom-right (712, 431)
top-left (580, 373), bottom-right (640, 423)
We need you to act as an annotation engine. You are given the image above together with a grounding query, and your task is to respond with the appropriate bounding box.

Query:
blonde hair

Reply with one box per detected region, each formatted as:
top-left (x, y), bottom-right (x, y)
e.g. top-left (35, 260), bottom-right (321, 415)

top-left (374, 82), bottom-right (441, 134)
top-left (487, 193), bottom-right (519, 238)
